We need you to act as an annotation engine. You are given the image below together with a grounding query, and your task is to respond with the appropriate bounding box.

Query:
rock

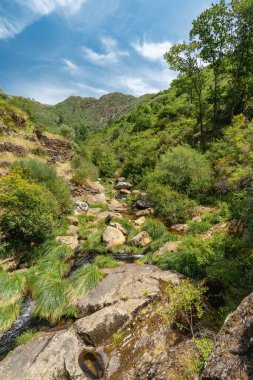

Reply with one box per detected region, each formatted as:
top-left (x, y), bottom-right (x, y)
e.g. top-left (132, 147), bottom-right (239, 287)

top-left (85, 179), bottom-right (105, 194)
top-left (56, 235), bottom-right (79, 249)
top-left (202, 292), bottom-right (253, 380)
top-left (0, 330), bottom-right (87, 380)
top-left (68, 224), bottom-right (79, 235)
top-left (109, 222), bottom-right (127, 236)
top-left (74, 200), bottom-right (89, 214)
top-left (96, 211), bottom-right (122, 221)
top-left (136, 208), bottom-right (154, 217)
top-left (119, 189), bottom-right (131, 195)
top-left (170, 224), bottom-right (189, 233)
top-left (87, 208), bottom-right (102, 216)
top-left (116, 176), bottom-right (126, 183)
top-left (108, 199), bottom-right (128, 213)
top-left (68, 216), bottom-right (79, 226)
top-left (85, 192), bottom-right (108, 204)
top-left (0, 256), bottom-right (20, 272)
top-left (134, 216), bottom-right (146, 227)
top-left (115, 181), bottom-right (133, 190)
top-left (74, 299), bottom-right (147, 346)
top-left (131, 231), bottom-right (151, 247)
top-left (102, 226), bottom-right (126, 249)
top-left (76, 264), bottom-right (182, 318)
top-left (131, 189), bottom-right (141, 196)
top-left (203, 222), bottom-right (228, 238)
top-left (154, 241), bottom-right (180, 257)
top-left (136, 198), bottom-right (153, 209)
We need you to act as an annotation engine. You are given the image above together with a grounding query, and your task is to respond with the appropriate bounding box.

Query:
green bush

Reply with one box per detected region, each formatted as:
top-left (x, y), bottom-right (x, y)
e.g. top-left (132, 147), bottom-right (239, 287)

top-left (146, 183), bottom-right (195, 225)
top-left (72, 156), bottom-right (99, 184)
top-left (147, 145), bottom-right (213, 200)
top-left (13, 159), bottom-right (72, 215)
top-left (0, 172), bottom-right (57, 246)
top-left (142, 218), bottom-right (168, 240)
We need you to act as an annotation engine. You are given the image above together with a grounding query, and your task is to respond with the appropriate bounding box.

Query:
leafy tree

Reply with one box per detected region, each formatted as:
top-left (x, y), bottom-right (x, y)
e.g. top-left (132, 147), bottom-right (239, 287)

top-left (190, 0), bottom-right (232, 125)
top-left (165, 42), bottom-right (207, 140)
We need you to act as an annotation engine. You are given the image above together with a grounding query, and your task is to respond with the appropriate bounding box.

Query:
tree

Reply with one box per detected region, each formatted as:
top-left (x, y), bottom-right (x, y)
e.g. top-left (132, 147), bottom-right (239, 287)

top-left (164, 42), bottom-right (207, 141)
top-left (228, 0), bottom-right (253, 115)
top-left (190, 0), bottom-right (231, 126)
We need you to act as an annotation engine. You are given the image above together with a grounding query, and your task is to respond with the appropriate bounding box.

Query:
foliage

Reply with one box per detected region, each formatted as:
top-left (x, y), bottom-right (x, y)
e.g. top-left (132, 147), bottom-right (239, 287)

top-left (71, 155), bottom-right (99, 184)
top-left (111, 331), bottom-right (125, 345)
top-left (142, 218), bottom-right (168, 240)
top-left (94, 255), bottom-right (119, 268)
top-left (194, 337), bottom-right (214, 372)
top-left (13, 158), bottom-right (73, 215)
top-left (146, 183), bottom-right (195, 225)
top-left (164, 279), bottom-right (206, 336)
top-left (0, 172), bottom-right (57, 246)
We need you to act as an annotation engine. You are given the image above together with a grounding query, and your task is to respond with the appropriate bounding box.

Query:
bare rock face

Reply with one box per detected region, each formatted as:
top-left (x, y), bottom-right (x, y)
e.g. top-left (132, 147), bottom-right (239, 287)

top-left (202, 292), bottom-right (253, 380)
top-left (102, 226), bottom-right (126, 249)
top-left (0, 330), bottom-right (87, 380)
top-left (131, 231), bottom-right (151, 247)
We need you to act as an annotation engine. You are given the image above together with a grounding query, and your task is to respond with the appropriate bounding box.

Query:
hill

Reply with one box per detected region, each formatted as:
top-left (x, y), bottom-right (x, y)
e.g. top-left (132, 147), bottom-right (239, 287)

top-left (0, 90), bottom-right (151, 141)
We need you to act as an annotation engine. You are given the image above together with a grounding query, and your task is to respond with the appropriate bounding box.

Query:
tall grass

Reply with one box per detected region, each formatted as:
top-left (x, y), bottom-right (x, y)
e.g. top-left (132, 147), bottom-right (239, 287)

top-left (69, 265), bottom-right (104, 299)
top-left (94, 255), bottom-right (119, 268)
top-left (142, 218), bottom-right (168, 240)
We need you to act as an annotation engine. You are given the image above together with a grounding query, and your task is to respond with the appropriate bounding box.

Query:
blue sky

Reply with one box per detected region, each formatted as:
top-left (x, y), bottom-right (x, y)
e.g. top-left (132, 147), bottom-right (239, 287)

top-left (0, 0), bottom-right (215, 104)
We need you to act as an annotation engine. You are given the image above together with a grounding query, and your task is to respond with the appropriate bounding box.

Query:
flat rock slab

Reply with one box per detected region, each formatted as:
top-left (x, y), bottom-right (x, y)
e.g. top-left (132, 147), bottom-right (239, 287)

top-left (0, 330), bottom-right (87, 380)
top-left (77, 264), bottom-right (181, 318)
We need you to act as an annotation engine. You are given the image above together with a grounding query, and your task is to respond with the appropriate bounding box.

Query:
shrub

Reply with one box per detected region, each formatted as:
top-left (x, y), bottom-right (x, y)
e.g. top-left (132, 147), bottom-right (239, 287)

top-left (0, 173), bottom-right (57, 246)
top-left (194, 337), bottom-right (213, 372)
top-left (72, 157), bottom-right (99, 185)
top-left (188, 220), bottom-right (212, 234)
top-left (13, 159), bottom-right (72, 215)
top-left (146, 183), bottom-right (195, 225)
top-left (60, 124), bottom-right (75, 140)
top-left (92, 146), bottom-right (118, 178)
top-left (164, 279), bottom-right (206, 336)
top-left (142, 218), bottom-right (168, 240)
top-left (148, 145), bottom-right (213, 200)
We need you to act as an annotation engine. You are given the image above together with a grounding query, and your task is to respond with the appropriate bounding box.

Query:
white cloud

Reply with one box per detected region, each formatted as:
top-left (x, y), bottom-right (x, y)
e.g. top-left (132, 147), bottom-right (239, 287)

top-left (76, 82), bottom-right (108, 96)
top-left (0, 0), bottom-right (87, 39)
top-left (62, 59), bottom-right (82, 75)
top-left (83, 36), bottom-right (129, 65)
top-left (132, 40), bottom-right (172, 62)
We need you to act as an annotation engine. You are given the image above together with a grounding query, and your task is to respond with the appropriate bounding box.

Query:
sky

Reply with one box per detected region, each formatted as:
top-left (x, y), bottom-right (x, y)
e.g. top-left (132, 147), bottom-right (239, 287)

top-left (0, 0), bottom-right (215, 104)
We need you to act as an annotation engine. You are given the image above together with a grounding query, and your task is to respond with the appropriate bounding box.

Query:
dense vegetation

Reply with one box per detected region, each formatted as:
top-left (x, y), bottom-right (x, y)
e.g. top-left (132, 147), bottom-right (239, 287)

top-left (0, 1), bottom-right (252, 375)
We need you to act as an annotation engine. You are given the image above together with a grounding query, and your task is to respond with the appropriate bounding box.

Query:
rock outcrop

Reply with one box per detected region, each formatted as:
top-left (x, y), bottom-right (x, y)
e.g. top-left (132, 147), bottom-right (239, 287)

top-left (202, 292), bottom-right (253, 380)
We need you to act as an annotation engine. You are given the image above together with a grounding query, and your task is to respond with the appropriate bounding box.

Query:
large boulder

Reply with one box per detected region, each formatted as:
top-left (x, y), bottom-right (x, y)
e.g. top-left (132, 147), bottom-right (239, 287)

top-left (202, 292), bottom-right (253, 380)
top-left (102, 226), bottom-right (126, 249)
top-left (0, 330), bottom-right (87, 380)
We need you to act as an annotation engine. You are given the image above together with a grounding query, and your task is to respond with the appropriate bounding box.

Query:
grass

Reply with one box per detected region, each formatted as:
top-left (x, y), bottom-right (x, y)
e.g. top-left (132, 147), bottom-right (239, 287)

top-left (188, 220), bottom-right (212, 235)
top-left (111, 331), bottom-right (125, 345)
top-left (0, 300), bottom-right (23, 333)
top-left (94, 255), bottom-right (119, 268)
top-left (88, 202), bottom-right (108, 211)
top-left (16, 330), bottom-right (41, 346)
top-left (69, 264), bottom-right (104, 299)
top-left (149, 232), bottom-right (178, 251)
top-left (142, 218), bottom-right (168, 240)
top-left (113, 217), bottom-right (137, 239)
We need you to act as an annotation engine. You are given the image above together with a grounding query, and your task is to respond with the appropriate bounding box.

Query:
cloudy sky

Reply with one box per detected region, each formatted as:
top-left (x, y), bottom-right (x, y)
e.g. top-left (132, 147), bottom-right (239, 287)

top-left (0, 0), bottom-right (215, 104)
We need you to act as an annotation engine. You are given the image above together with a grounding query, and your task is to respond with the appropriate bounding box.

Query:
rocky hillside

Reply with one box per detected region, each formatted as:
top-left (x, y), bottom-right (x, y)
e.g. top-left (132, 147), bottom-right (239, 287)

top-left (0, 90), bottom-right (150, 140)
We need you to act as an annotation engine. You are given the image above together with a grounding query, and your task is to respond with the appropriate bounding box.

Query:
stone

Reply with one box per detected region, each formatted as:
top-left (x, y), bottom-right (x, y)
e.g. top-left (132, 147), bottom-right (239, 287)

top-left (154, 241), bottom-right (180, 257)
top-left (68, 215), bottom-right (79, 226)
top-left (119, 189), bottom-right (131, 195)
top-left (108, 199), bottom-right (128, 213)
top-left (96, 211), bottom-right (122, 221)
top-left (136, 198), bottom-right (153, 209)
top-left (0, 256), bottom-right (20, 272)
top-left (85, 193), bottom-right (108, 204)
top-left (170, 224), bottom-right (189, 233)
top-left (74, 200), bottom-right (89, 214)
top-left (56, 235), bottom-right (79, 249)
top-left (116, 176), bottom-right (126, 183)
top-left (68, 224), bottom-right (79, 235)
top-left (136, 208), bottom-right (154, 217)
top-left (131, 189), bottom-right (141, 196)
top-left (102, 226), bottom-right (126, 249)
top-left (87, 208), bottom-right (102, 216)
top-left (109, 222), bottom-right (127, 236)
top-left (0, 330), bottom-right (87, 380)
top-left (74, 299), bottom-right (147, 346)
top-left (76, 264), bottom-right (182, 318)
top-left (202, 292), bottom-right (253, 380)
top-left (85, 179), bottom-right (105, 193)
top-left (134, 216), bottom-right (146, 227)
top-left (115, 181), bottom-right (133, 190)
top-left (131, 231), bottom-right (151, 247)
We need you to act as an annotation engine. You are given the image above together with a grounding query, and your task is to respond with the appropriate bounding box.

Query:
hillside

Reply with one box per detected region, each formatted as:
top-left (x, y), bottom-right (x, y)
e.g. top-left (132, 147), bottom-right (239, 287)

top-left (0, 90), bottom-right (151, 141)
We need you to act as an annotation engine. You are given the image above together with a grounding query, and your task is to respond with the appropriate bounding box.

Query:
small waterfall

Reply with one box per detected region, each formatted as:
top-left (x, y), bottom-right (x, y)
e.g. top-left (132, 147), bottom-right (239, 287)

top-left (0, 298), bottom-right (35, 358)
